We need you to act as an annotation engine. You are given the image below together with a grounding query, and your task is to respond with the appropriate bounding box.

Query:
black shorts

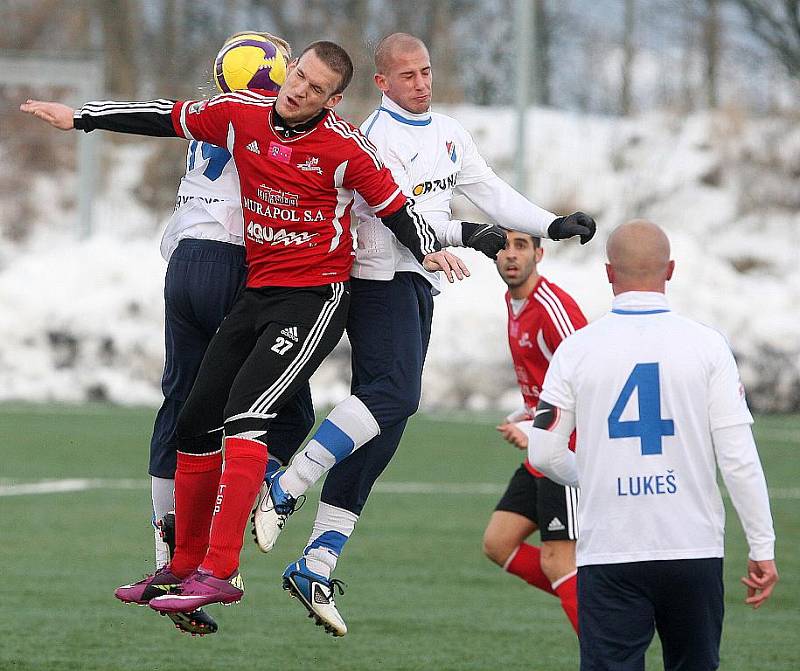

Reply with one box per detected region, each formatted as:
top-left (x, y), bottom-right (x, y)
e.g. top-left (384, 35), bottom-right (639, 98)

top-left (578, 558), bottom-right (723, 671)
top-left (495, 464), bottom-right (579, 541)
top-left (176, 282), bottom-right (349, 451)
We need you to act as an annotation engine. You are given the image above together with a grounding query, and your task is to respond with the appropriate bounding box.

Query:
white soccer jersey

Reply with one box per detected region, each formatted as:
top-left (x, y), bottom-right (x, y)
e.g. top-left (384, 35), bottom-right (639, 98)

top-left (352, 94), bottom-right (556, 291)
top-left (159, 140), bottom-right (243, 260)
top-left (538, 291), bottom-right (774, 566)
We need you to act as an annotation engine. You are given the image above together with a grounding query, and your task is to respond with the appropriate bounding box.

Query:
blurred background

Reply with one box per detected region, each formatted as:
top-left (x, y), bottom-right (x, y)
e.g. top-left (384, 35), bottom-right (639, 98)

top-left (1, 0), bottom-right (798, 413)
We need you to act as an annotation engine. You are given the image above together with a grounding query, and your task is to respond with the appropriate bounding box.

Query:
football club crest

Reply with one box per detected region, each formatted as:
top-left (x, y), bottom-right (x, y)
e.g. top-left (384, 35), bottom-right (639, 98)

top-left (446, 141), bottom-right (457, 163)
top-left (188, 100), bottom-right (208, 115)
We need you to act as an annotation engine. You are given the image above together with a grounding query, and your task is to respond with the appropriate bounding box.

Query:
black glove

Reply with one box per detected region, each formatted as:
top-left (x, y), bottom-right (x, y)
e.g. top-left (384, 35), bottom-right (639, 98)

top-left (462, 221), bottom-right (507, 259)
top-left (548, 211), bottom-right (597, 245)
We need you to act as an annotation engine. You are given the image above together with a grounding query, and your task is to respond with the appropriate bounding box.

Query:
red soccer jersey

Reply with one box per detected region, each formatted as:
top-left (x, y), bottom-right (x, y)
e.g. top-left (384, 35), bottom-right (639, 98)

top-left (506, 276), bottom-right (587, 476)
top-left (171, 90), bottom-right (406, 287)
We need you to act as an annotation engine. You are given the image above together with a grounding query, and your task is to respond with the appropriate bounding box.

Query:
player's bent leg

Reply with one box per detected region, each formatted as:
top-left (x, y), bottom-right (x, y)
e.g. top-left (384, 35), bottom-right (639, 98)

top-left (271, 274), bottom-right (431, 510)
top-left (263, 390), bottom-right (381, 519)
top-left (488, 466), bottom-right (557, 595)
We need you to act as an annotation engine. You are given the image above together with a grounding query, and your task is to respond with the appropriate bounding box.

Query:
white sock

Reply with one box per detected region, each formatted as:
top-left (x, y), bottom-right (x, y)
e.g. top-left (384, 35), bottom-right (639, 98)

top-left (151, 476), bottom-right (174, 568)
top-left (280, 395), bottom-right (379, 498)
top-left (303, 502), bottom-right (359, 579)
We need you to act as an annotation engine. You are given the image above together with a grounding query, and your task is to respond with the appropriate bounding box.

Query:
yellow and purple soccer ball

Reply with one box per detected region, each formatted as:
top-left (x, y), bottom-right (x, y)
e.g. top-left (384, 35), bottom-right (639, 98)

top-left (213, 34), bottom-right (287, 93)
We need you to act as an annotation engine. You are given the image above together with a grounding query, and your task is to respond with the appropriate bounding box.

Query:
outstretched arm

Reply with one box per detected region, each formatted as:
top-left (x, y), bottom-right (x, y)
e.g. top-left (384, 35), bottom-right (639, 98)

top-left (22, 97), bottom-right (180, 137)
top-left (459, 177), bottom-right (596, 245)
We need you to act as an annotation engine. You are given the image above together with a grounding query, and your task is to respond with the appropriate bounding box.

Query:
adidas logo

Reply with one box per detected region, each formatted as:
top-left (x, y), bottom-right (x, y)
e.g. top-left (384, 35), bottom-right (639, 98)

top-left (547, 517), bottom-right (566, 532)
top-left (280, 326), bottom-right (298, 342)
top-left (246, 140), bottom-right (260, 154)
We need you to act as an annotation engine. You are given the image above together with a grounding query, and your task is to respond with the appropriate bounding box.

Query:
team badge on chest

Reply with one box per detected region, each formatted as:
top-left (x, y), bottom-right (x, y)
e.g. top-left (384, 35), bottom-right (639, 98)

top-left (296, 155), bottom-right (324, 174)
top-left (445, 140), bottom-right (457, 163)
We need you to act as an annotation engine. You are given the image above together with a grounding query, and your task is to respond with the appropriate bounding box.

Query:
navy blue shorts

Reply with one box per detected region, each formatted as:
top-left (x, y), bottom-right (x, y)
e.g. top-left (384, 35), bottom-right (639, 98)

top-left (578, 558), bottom-right (724, 671)
top-left (319, 272), bottom-right (434, 516)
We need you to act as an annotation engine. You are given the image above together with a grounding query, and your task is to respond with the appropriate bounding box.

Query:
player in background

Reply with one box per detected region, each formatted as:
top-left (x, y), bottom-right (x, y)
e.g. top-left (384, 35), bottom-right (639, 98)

top-left (150, 32), bottom-right (317, 635)
top-left (483, 230), bottom-right (584, 634)
top-left (529, 220), bottom-right (778, 669)
top-left (251, 32), bottom-right (597, 636)
top-left (21, 40), bottom-right (467, 620)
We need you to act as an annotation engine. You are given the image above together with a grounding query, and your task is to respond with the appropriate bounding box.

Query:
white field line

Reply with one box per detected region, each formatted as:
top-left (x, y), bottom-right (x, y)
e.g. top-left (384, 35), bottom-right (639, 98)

top-left (1, 478), bottom-right (799, 500)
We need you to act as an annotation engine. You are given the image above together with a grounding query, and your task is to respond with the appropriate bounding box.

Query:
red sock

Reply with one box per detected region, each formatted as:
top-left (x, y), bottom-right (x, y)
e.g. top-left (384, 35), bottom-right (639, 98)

top-left (170, 450), bottom-right (223, 579)
top-left (553, 571), bottom-right (579, 634)
top-left (201, 437), bottom-right (268, 578)
top-left (504, 543), bottom-right (556, 595)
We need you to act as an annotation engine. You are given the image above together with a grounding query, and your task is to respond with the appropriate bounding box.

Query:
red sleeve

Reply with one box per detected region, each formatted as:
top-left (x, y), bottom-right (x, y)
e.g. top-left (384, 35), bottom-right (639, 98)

top-left (170, 95), bottom-right (235, 148)
top-left (541, 286), bottom-right (588, 353)
top-left (343, 133), bottom-right (406, 216)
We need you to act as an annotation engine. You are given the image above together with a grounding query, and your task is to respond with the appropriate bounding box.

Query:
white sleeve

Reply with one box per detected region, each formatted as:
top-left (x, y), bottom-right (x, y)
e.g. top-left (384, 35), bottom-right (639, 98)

top-left (455, 129), bottom-right (556, 237)
top-left (528, 410), bottom-right (578, 487)
top-left (457, 175), bottom-right (556, 238)
top-left (538, 347), bottom-right (577, 412)
top-left (712, 423), bottom-right (775, 561)
top-left (708, 338), bottom-right (754, 430)
top-left (529, 346), bottom-right (579, 485)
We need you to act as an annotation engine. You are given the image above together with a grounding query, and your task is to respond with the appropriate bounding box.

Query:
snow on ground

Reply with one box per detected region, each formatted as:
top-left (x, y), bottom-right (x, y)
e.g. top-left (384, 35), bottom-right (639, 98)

top-left (0, 106), bottom-right (798, 412)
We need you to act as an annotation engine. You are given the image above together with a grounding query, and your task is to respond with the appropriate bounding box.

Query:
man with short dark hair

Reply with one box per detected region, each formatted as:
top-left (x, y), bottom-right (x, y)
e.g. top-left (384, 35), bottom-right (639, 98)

top-left (21, 40), bottom-right (467, 615)
top-left (482, 230), bottom-right (584, 634)
top-left (530, 219), bottom-right (778, 670)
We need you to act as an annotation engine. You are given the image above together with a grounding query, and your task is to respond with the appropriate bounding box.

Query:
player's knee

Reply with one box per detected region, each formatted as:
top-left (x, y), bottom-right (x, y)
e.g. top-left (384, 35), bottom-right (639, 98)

top-left (394, 387), bottom-right (421, 422)
top-left (482, 527), bottom-right (513, 566)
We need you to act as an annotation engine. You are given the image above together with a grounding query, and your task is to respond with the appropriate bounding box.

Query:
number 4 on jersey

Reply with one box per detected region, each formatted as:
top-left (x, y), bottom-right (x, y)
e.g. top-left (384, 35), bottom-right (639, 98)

top-left (608, 363), bottom-right (675, 455)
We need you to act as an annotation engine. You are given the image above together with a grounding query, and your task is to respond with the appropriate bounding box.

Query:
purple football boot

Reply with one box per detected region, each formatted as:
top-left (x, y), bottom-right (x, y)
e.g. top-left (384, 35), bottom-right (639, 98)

top-left (115, 565), bottom-right (182, 605)
top-left (149, 568), bottom-right (244, 613)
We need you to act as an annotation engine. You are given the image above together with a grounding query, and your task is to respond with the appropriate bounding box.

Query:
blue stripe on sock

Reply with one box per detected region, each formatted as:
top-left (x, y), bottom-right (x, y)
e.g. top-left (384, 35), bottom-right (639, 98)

top-left (314, 419), bottom-right (355, 462)
top-left (306, 530), bottom-right (348, 556)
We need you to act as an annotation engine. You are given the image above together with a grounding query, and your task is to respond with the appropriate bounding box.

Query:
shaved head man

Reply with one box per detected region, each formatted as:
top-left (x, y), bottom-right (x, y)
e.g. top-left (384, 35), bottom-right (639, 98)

top-left (254, 29), bottom-right (598, 636)
top-left (373, 32), bottom-right (432, 114)
top-left (529, 220), bottom-right (777, 669)
top-left (605, 219), bottom-right (673, 293)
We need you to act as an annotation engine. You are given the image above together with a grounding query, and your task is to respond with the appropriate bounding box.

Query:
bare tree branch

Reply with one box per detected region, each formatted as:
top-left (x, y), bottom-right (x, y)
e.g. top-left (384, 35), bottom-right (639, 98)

top-left (729, 0), bottom-right (800, 76)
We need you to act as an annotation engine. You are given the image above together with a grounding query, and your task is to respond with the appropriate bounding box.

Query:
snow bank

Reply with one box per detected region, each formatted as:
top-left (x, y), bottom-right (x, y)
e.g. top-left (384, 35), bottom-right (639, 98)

top-left (1, 107), bottom-right (797, 412)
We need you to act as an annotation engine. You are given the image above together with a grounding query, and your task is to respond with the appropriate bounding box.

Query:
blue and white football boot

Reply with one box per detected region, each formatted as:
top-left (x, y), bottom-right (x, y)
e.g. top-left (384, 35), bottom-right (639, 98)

top-left (251, 471), bottom-right (304, 553)
top-left (282, 558), bottom-right (347, 637)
